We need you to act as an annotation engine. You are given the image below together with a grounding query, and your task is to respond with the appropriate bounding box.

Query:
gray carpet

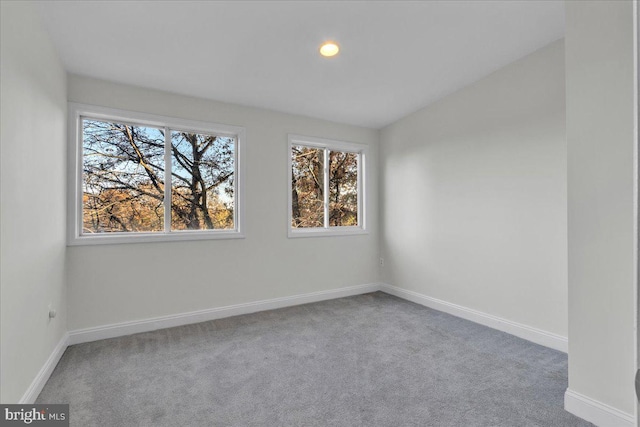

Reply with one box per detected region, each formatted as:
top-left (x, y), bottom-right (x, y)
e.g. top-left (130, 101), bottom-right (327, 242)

top-left (37, 292), bottom-right (592, 426)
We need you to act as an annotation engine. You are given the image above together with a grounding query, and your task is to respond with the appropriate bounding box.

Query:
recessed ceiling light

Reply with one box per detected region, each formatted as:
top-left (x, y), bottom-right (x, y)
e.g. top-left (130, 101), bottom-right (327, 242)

top-left (319, 41), bottom-right (340, 58)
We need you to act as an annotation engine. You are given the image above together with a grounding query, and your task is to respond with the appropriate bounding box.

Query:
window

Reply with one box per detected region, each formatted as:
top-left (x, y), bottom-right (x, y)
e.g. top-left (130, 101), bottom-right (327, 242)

top-left (68, 103), bottom-right (245, 245)
top-left (288, 134), bottom-right (367, 237)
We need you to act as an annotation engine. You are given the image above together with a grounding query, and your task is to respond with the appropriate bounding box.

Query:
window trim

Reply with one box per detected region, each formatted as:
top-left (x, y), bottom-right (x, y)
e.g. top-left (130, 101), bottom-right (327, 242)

top-left (287, 134), bottom-right (367, 238)
top-left (67, 103), bottom-right (246, 246)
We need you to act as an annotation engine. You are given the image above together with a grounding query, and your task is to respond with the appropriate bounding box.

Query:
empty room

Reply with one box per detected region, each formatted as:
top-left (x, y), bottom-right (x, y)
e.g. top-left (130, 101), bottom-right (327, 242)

top-left (0, 1), bottom-right (637, 426)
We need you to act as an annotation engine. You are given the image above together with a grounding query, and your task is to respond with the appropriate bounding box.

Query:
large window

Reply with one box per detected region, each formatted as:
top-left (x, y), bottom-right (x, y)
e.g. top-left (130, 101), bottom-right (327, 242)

top-left (288, 134), bottom-right (366, 237)
top-left (68, 103), bottom-right (245, 245)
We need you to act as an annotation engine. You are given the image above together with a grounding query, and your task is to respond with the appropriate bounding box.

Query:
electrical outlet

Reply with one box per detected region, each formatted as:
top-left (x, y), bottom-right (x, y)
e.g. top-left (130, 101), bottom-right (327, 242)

top-left (379, 257), bottom-right (384, 267)
top-left (48, 303), bottom-right (56, 319)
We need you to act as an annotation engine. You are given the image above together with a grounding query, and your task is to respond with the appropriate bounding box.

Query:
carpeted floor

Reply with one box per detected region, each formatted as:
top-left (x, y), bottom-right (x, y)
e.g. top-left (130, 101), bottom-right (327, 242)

top-left (37, 292), bottom-right (592, 426)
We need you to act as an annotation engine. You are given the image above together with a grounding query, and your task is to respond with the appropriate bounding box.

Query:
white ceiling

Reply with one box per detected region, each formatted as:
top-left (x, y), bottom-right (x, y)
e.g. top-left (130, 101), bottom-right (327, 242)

top-left (36, 1), bottom-right (564, 129)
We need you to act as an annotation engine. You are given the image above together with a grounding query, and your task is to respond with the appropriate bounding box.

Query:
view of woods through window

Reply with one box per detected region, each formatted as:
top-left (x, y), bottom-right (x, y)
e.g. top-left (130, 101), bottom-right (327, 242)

top-left (82, 118), bottom-right (235, 233)
top-left (291, 145), bottom-right (358, 228)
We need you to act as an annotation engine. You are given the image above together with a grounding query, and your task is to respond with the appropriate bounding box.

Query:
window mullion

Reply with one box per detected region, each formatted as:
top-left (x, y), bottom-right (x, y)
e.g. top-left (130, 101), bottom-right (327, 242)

top-left (164, 127), bottom-right (172, 233)
top-left (323, 148), bottom-right (329, 229)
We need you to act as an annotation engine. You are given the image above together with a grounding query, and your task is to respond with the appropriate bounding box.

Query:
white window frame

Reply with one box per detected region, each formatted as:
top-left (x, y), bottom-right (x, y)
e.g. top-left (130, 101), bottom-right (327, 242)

top-left (288, 134), bottom-right (367, 238)
top-left (67, 103), bottom-right (246, 246)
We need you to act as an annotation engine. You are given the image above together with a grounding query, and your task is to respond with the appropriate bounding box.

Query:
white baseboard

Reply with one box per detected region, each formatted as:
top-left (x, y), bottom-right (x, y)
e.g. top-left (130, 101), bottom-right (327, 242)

top-left (565, 389), bottom-right (635, 427)
top-left (24, 283), bottom-right (575, 407)
top-left (68, 283), bottom-right (380, 345)
top-left (379, 283), bottom-right (568, 353)
top-left (18, 333), bottom-right (69, 404)
top-left (18, 284), bottom-right (378, 403)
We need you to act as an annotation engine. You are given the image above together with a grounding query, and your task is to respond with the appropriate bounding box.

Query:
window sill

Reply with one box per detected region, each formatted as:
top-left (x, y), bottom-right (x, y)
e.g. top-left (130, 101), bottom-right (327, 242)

top-left (68, 230), bottom-right (245, 246)
top-left (287, 227), bottom-right (368, 239)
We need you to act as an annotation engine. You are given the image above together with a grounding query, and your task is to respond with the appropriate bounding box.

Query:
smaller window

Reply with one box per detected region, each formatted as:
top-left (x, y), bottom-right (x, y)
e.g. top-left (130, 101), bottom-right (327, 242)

top-left (288, 134), bottom-right (367, 237)
top-left (68, 103), bottom-right (245, 245)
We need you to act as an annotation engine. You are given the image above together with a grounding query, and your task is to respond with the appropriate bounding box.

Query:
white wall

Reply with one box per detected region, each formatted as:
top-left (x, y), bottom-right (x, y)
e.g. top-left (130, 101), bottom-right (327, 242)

top-left (380, 41), bottom-right (567, 338)
top-left (565, 0), bottom-right (637, 422)
top-left (0, 2), bottom-right (68, 403)
top-left (66, 75), bottom-right (379, 330)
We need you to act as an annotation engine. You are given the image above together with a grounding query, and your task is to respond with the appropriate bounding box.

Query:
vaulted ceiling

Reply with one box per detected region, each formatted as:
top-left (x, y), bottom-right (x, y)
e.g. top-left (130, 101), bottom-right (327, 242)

top-left (36, 1), bottom-right (564, 129)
